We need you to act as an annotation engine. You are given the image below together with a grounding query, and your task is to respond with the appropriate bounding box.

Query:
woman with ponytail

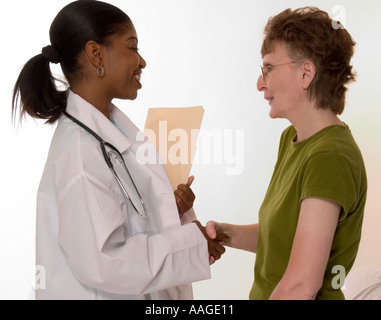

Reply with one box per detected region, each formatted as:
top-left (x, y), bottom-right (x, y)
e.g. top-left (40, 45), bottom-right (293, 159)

top-left (13, 0), bottom-right (224, 300)
top-left (12, 45), bottom-right (66, 124)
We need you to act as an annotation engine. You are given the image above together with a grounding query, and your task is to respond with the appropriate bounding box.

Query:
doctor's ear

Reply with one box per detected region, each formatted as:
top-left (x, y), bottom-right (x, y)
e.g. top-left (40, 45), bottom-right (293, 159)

top-left (301, 61), bottom-right (316, 90)
top-left (85, 40), bottom-right (104, 68)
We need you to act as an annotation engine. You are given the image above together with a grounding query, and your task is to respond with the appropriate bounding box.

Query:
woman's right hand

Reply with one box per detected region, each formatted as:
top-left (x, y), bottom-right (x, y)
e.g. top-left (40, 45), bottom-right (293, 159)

top-left (205, 221), bottom-right (231, 264)
top-left (205, 221), bottom-right (231, 246)
top-left (193, 220), bottom-right (226, 265)
top-left (206, 222), bottom-right (259, 254)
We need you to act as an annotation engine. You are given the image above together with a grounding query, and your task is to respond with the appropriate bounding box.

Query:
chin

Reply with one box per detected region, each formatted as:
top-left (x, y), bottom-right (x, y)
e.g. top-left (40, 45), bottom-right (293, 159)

top-left (129, 90), bottom-right (139, 100)
top-left (118, 91), bottom-right (138, 101)
top-left (269, 106), bottom-right (285, 120)
top-left (269, 110), bottom-right (279, 119)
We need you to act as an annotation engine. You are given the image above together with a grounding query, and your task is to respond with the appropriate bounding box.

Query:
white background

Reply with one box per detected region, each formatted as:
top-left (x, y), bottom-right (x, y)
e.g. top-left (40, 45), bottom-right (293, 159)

top-left (1, 0), bottom-right (380, 300)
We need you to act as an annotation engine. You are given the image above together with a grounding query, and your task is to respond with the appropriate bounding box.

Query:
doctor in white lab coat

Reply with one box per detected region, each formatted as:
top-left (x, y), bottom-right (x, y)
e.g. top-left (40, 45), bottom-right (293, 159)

top-left (12, 1), bottom-right (224, 300)
top-left (36, 90), bottom-right (212, 300)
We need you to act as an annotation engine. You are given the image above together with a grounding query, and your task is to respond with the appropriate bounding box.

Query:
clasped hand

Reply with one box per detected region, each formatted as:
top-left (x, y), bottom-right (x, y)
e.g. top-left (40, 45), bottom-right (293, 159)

top-left (174, 176), bottom-right (227, 265)
top-left (193, 220), bottom-right (226, 265)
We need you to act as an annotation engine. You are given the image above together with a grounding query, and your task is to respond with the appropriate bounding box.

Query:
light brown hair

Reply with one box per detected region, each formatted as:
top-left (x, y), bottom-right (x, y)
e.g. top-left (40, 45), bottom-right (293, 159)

top-left (261, 7), bottom-right (356, 115)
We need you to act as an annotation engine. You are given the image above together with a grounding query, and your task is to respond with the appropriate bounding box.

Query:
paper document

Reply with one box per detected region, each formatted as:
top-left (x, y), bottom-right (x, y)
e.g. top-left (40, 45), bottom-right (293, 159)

top-left (144, 106), bottom-right (204, 190)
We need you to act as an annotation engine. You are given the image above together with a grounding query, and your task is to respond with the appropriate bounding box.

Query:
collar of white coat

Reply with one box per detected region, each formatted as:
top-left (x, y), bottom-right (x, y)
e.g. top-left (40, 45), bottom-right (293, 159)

top-left (65, 90), bottom-right (137, 154)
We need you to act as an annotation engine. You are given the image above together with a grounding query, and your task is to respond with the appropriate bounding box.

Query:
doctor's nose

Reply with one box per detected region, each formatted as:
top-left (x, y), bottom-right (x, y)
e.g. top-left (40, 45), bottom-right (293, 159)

top-left (138, 52), bottom-right (147, 70)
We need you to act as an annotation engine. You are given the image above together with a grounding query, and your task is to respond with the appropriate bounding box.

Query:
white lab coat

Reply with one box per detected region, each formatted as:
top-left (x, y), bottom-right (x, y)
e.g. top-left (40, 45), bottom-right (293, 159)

top-left (35, 91), bottom-right (210, 300)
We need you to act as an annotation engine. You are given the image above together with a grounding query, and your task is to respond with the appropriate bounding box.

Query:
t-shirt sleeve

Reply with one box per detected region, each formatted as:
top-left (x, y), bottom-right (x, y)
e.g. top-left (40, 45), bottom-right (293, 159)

top-left (300, 152), bottom-right (357, 219)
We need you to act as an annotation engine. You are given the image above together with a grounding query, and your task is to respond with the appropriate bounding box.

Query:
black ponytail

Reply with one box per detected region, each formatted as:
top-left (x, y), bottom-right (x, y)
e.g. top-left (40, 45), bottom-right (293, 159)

top-left (12, 53), bottom-right (67, 124)
top-left (12, 0), bottom-right (132, 125)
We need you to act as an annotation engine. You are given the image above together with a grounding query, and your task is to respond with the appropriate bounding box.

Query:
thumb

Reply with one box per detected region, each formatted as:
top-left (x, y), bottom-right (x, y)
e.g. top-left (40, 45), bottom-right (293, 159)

top-left (205, 221), bottom-right (217, 239)
top-left (187, 176), bottom-right (195, 187)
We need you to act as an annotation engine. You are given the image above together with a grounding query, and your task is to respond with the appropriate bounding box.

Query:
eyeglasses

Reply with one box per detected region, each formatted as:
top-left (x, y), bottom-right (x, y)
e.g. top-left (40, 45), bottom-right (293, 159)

top-left (260, 60), bottom-right (304, 80)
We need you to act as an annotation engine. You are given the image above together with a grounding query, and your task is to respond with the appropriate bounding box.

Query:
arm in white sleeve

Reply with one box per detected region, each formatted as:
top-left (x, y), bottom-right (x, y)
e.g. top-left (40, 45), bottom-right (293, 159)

top-left (57, 173), bottom-right (210, 295)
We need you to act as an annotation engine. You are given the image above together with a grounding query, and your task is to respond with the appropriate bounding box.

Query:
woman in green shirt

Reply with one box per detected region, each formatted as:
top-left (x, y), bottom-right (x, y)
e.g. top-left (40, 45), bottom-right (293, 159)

top-left (206, 7), bottom-right (367, 300)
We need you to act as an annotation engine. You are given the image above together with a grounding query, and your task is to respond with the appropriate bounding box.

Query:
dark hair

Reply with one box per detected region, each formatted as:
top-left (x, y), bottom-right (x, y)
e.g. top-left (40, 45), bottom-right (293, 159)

top-left (261, 7), bottom-right (356, 115)
top-left (12, 0), bottom-right (132, 124)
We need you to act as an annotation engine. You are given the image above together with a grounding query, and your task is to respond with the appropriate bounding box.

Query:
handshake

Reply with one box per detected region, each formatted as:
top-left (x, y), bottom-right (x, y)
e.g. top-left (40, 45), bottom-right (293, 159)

top-left (175, 177), bottom-right (229, 265)
top-left (193, 220), bottom-right (229, 265)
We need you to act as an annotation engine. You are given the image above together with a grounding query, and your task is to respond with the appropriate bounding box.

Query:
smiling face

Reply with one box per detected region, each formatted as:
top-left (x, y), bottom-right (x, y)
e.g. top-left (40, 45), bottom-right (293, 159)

top-left (102, 24), bottom-right (147, 101)
top-left (257, 41), bottom-right (306, 120)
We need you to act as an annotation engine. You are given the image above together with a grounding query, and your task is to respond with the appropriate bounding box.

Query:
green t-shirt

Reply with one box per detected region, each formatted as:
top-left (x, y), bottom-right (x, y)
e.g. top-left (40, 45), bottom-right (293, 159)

top-left (249, 124), bottom-right (367, 300)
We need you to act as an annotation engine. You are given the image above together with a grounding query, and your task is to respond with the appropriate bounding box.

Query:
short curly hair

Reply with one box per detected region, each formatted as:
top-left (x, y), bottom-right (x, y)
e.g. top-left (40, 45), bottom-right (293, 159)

top-left (261, 7), bottom-right (356, 115)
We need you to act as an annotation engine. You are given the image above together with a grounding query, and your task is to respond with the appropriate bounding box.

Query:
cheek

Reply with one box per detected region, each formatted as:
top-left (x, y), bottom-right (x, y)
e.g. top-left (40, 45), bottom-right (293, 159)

top-left (269, 75), bottom-right (298, 99)
top-left (108, 52), bottom-right (137, 77)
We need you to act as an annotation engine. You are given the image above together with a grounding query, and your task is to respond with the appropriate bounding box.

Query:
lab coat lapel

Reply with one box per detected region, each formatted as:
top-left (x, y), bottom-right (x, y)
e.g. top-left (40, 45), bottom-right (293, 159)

top-left (110, 105), bottom-right (172, 190)
top-left (110, 105), bottom-right (180, 229)
top-left (66, 91), bottom-right (179, 228)
top-left (65, 91), bottom-right (132, 154)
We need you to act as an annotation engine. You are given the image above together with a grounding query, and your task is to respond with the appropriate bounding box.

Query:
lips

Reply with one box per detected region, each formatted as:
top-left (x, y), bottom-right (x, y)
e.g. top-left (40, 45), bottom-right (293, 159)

top-left (134, 73), bottom-right (141, 82)
top-left (265, 96), bottom-right (274, 104)
top-left (133, 71), bottom-right (142, 88)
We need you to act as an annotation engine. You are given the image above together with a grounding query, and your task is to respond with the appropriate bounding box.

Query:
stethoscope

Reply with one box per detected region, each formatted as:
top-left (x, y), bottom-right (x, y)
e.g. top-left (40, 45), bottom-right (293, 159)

top-left (63, 111), bottom-right (147, 219)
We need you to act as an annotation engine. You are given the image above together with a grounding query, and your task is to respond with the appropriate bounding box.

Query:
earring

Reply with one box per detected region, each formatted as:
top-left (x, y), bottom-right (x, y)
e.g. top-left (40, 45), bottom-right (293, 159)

top-left (97, 66), bottom-right (105, 78)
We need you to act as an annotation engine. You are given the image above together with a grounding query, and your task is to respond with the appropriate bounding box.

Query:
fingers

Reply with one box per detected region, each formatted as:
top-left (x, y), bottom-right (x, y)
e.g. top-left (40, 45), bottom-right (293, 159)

top-left (175, 190), bottom-right (186, 208)
top-left (213, 242), bottom-right (226, 257)
top-left (206, 221), bottom-right (230, 248)
top-left (187, 175), bottom-right (195, 187)
top-left (209, 242), bottom-right (225, 263)
top-left (176, 176), bottom-right (194, 196)
top-left (205, 221), bottom-right (217, 239)
top-left (175, 181), bottom-right (196, 215)
top-left (175, 185), bottom-right (195, 203)
top-left (175, 187), bottom-right (195, 215)
top-left (175, 176), bottom-right (195, 205)
top-left (213, 240), bottom-right (226, 255)
top-left (193, 220), bottom-right (226, 264)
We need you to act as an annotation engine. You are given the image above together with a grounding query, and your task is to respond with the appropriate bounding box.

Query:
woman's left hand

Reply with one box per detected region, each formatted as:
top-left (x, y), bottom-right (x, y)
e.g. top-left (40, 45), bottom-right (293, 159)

top-left (175, 176), bottom-right (196, 217)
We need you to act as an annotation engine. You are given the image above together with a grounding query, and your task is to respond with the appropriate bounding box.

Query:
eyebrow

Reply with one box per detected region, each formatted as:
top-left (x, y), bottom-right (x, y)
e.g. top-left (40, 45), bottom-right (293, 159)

top-left (127, 36), bottom-right (138, 43)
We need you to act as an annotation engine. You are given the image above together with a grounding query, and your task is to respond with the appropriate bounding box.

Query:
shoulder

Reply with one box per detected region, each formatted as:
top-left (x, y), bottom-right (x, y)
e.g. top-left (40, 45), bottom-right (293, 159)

top-left (305, 125), bottom-right (365, 171)
top-left (47, 116), bottom-right (107, 180)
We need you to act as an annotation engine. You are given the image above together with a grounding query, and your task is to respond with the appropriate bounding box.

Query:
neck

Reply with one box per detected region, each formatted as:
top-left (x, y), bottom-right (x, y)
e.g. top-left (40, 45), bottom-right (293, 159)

top-left (291, 104), bottom-right (343, 142)
top-left (70, 84), bottom-right (112, 120)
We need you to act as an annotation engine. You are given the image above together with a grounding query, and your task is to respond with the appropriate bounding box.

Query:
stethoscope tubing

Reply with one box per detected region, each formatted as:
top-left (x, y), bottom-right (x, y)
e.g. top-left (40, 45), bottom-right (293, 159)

top-left (63, 111), bottom-right (147, 219)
